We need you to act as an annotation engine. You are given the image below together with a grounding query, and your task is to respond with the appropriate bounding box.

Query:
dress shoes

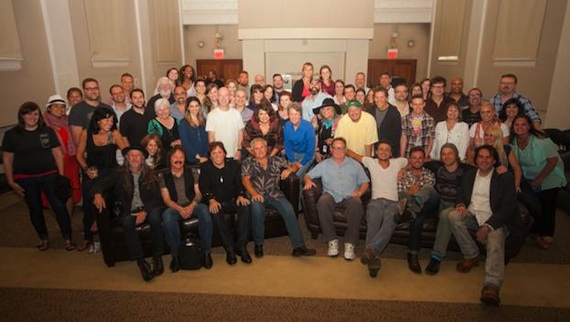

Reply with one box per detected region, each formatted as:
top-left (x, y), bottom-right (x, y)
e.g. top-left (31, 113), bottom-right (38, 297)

top-left (292, 245), bottom-right (317, 257)
top-left (236, 248), bottom-right (253, 264)
top-left (360, 246), bottom-right (376, 265)
top-left (254, 244), bottom-right (264, 258)
top-left (480, 285), bottom-right (501, 306)
top-left (425, 258), bottom-right (441, 275)
top-left (367, 257), bottom-right (382, 278)
top-left (407, 253), bottom-right (422, 274)
top-left (152, 256), bottom-right (164, 276)
top-left (226, 251), bottom-right (237, 265)
top-left (456, 257), bottom-right (479, 273)
top-left (137, 259), bottom-right (155, 282)
top-left (203, 253), bottom-right (213, 269)
top-left (169, 256), bottom-right (180, 273)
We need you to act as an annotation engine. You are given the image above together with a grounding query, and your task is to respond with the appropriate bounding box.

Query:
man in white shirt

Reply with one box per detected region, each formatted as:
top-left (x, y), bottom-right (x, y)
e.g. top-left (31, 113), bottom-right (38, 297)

top-left (350, 140), bottom-right (408, 278)
top-left (206, 87), bottom-right (245, 160)
top-left (448, 145), bottom-right (516, 307)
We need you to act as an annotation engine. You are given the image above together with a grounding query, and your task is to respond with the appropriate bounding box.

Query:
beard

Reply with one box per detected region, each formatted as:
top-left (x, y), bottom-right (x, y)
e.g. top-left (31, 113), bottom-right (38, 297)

top-left (159, 90), bottom-right (171, 97)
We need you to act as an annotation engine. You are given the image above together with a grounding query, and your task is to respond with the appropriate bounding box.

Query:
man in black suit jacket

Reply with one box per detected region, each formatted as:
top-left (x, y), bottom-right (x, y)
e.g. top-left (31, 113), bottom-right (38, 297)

top-left (448, 145), bottom-right (516, 307)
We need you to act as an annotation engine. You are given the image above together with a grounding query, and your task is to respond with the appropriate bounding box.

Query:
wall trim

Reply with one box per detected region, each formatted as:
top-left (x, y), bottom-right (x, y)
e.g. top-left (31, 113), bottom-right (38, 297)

top-left (0, 58), bottom-right (23, 71)
top-left (239, 28), bottom-right (374, 40)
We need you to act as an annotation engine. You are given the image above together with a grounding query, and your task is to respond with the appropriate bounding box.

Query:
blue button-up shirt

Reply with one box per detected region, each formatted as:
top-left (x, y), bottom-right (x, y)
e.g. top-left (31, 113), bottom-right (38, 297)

top-left (307, 157), bottom-right (369, 203)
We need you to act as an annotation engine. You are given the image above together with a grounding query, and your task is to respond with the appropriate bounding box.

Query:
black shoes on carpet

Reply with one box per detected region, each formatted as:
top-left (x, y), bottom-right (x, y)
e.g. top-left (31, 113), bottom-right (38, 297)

top-left (425, 258), bottom-right (441, 275)
top-left (169, 256), bottom-right (180, 273)
top-left (152, 256), bottom-right (164, 276)
top-left (137, 259), bottom-right (155, 282)
top-left (235, 249), bottom-right (253, 264)
top-left (407, 253), bottom-right (422, 274)
top-left (203, 253), bottom-right (213, 269)
top-left (292, 245), bottom-right (317, 257)
top-left (254, 244), bottom-right (264, 258)
top-left (226, 251), bottom-right (237, 265)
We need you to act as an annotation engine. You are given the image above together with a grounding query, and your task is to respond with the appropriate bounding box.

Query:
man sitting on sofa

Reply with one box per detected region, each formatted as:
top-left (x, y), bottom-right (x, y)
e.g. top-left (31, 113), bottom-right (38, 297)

top-left (160, 146), bottom-right (213, 272)
top-left (93, 146), bottom-right (164, 282)
top-left (448, 145), bottom-right (516, 306)
top-left (199, 141), bottom-right (252, 265)
top-left (396, 146), bottom-right (438, 274)
top-left (349, 140), bottom-right (408, 278)
top-left (303, 137), bottom-right (369, 261)
top-left (242, 138), bottom-right (317, 258)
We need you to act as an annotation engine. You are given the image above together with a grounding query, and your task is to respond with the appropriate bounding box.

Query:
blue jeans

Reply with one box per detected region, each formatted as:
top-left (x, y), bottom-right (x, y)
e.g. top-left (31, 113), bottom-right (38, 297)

top-left (250, 194), bottom-right (304, 248)
top-left (121, 207), bottom-right (163, 260)
top-left (16, 172), bottom-right (72, 240)
top-left (365, 198), bottom-right (398, 256)
top-left (406, 189), bottom-right (440, 254)
top-left (162, 204), bottom-right (213, 254)
top-left (211, 199), bottom-right (250, 252)
top-left (430, 201), bottom-right (456, 260)
top-left (449, 210), bottom-right (507, 290)
top-left (293, 152), bottom-right (314, 178)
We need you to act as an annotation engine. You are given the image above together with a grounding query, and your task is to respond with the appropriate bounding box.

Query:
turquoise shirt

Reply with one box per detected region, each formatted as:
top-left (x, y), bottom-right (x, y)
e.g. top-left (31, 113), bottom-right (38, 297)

top-left (511, 136), bottom-right (566, 190)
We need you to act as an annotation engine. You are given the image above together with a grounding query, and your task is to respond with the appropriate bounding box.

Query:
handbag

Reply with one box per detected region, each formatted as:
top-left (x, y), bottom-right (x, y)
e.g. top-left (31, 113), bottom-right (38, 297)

top-left (178, 236), bottom-right (204, 270)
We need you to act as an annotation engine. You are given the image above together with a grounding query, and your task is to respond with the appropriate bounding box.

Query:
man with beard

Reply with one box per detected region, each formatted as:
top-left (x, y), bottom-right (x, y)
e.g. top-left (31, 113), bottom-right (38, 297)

top-left (461, 88), bottom-right (484, 127)
top-left (170, 86), bottom-right (188, 121)
top-left (161, 146), bottom-right (214, 271)
top-left (93, 146), bottom-right (164, 282)
top-left (393, 83), bottom-right (410, 117)
top-left (301, 78), bottom-right (332, 123)
top-left (120, 89), bottom-right (155, 145)
top-left (272, 73), bottom-right (285, 102)
top-left (237, 70), bottom-right (250, 100)
top-left (147, 76), bottom-right (175, 115)
top-left (335, 100), bottom-right (378, 157)
top-left (68, 78), bottom-right (112, 145)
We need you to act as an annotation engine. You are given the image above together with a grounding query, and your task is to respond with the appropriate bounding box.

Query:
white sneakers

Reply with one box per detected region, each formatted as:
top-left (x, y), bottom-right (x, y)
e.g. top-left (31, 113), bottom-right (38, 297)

top-left (328, 240), bottom-right (356, 261)
top-left (327, 239), bottom-right (339, 257)
top-left (344, 243), bottom-right (355, 261)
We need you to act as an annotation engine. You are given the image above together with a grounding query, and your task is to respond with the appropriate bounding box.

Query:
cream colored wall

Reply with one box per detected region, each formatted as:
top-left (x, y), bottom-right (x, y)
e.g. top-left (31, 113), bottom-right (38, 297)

top-left (545, 1), bottom-right (570, 129)
top-left (369, 23), bottom-right (431, 81)
top-left (0, 0), bottom-right (54, 127)
top-left (184, 25), bottom-right (242, 67)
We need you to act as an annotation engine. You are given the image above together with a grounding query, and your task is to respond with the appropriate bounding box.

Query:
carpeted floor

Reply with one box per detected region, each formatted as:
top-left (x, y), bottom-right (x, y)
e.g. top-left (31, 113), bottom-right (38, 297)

top-left (1, 287), bottom-right (569, 322)
top-left (1, 193), bottom-right (569, 321)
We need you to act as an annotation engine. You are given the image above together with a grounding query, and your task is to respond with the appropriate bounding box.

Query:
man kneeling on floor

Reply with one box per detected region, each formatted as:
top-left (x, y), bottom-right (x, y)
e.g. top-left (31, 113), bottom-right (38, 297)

top-left (241, 138), bottom-right (316, 257)
top-left (303, 137), bottom-right (369, 260)
top-left (93, 146), bottom-right (164, 282)
top-left (449, 145), bottom-right (516, 306)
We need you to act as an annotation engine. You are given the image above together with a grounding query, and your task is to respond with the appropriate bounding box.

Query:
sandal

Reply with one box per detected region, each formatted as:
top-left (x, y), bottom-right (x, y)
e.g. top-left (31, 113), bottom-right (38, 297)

top-left (76, 240), bottom-right (91, 252)
top-left (36, 240), bottom-right (49, 251)
top-left (64, 240), bottom-right (76, 251)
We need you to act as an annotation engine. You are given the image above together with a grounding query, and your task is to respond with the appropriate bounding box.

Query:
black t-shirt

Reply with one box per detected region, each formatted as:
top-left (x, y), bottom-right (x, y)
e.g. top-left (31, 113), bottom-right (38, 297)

top-left (199, 159), bottom-right (244, 203)
top-left (120, 108), bottom-right (154, 145)
top-left (461, 109), bottom-right (482, 127)
top-left (1, 126), bottom-right (60, 174)
top-left (68, 101), bottom-right (112, 129)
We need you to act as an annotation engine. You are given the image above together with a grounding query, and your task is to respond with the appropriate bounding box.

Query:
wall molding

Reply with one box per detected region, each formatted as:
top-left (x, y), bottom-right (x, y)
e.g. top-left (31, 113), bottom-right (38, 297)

top-left (239, 28), bottom-right (374, 40)
top-left (0, 57), bottom-right (23, 71)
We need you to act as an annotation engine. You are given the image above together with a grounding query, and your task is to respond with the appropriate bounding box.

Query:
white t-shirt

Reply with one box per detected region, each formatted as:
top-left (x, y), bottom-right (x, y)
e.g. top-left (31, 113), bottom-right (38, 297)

top-left (362, 157), bottom-right (408, 201)
top-left (205, 107), bottom-right (244, 157)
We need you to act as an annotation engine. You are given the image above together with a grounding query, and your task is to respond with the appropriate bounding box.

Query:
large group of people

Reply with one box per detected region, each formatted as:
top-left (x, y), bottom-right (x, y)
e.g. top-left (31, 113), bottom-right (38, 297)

top-left (2, 63), bottom-right (566, 307)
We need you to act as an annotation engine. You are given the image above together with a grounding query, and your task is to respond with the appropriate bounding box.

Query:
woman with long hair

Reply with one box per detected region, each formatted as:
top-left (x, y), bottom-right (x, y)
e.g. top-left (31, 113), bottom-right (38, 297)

top-left (431, 102), bottom-right (470, 161)
top-left (466, 101), bottom-right (509, 164)
top-left (277, 91), bottom-right (292, 127)
top-left (483, 125), bottom-right (522, 192)
top-left (141, 134), bottom-right (165, 169)
top-left (194, 79), bottom-right (207, 105)
top-left (242, 102), bottom-right (283, 156)
top-left (420, 78), bottom-right (431, 100)
top-left (333, 79), bottom-right (346, 105)
top-left (2, 102), bottom-right (74, 251)
top-left (166, 67), bottom-right (180, 87)
top-left (203, 83), bottom-right (219, 113)
top-left (179, 96), bottom-right (209, 164)
top-left (319, 65), bottom-right (335, 96)
top-left (292, 62), bottom-right (314, 102)
top-left (510, 115), bottom-right (566, 249)
top-left (313, 98), bottom-right (342, 162)
top-left (498, 98), bottom-right (524, 130)
top-left (43, 95), bottom-right (81, 217)
top-left (180, 64), bottom-right (197, 97)
top-left (76, 107), bottom-right (127, 252)
top-left (263, 84), bottom-right (278, 111)
top-left (248, 84), bottom-right (265, 112)
top-left (225, 79), bottom-right (238, 107)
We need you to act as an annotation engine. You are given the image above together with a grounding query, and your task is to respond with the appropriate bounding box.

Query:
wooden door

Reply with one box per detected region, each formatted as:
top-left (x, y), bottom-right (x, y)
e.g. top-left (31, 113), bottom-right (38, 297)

top-left (196, 59), bottom-right (243, 83)
top-left (367, 59), bottom-right (417, 87)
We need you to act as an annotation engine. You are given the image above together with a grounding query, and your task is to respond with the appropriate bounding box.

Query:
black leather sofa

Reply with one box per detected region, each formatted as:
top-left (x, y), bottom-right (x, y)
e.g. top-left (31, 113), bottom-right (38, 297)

top-left (96, 172), bottom-right (300, 267)
top-left (302, 177), bottom-right (531, 261)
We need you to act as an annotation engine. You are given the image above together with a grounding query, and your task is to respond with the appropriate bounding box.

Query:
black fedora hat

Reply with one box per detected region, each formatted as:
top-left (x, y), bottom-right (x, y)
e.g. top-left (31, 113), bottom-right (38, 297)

top-left (313, 98), bottom-right (342, 115)
top-left (122, 145), bottom-right (149, 159)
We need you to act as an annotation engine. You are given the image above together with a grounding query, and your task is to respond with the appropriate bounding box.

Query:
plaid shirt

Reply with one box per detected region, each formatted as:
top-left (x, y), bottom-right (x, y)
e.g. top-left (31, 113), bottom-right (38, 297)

top-left (398, 167), bottom-right (436, 193)
top-left (241, 156), bottom-right (291, 199)
top-left (401, 112), bottom-right (435, 157)
top-left (491, 92), bottom-right (541, 123)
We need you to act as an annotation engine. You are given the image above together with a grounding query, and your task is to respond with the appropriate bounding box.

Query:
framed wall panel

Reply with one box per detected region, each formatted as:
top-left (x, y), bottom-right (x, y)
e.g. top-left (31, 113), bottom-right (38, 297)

top-left (492, 0), bottom-right (547, 62)
top-left (151, 0), bottom-right (178, 63)
top-left (84, 0), bottom-right (130, 66)
top-left (435, 0), bottom-right (466, 62)
top-left (0, 0), bottom-right (23, 70)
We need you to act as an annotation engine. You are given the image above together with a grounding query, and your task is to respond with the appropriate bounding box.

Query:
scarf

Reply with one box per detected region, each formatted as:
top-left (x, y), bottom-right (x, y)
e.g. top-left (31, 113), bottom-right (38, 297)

top-left (323, 119), bottom-right (334, 130)
top-left (43, 112), bottom-right (77, 156)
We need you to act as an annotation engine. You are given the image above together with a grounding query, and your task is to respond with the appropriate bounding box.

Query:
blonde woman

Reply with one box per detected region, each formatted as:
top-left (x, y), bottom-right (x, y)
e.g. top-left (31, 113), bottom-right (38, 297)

top-left (466, 101), bottom-right (509, 164)
top-left (483, 125), bottom-right (522, 192)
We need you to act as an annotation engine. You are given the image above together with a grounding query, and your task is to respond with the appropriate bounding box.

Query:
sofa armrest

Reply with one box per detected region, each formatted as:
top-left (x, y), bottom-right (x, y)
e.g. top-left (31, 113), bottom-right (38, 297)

top-left (280, 174), bottom-right (300, 214)
top-left (302, 178), bottom-right (323, 227)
